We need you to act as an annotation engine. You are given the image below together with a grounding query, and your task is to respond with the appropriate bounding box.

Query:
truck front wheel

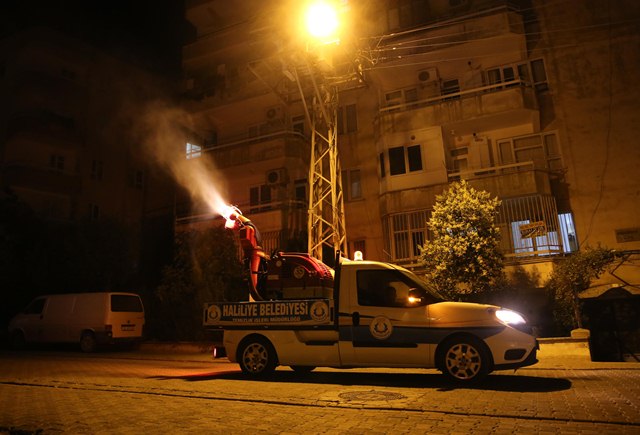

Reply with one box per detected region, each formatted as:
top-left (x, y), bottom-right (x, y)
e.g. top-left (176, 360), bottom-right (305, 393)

top-left (438, 336), bottom-right (490, 383)
top-left (238, 337), bottom-right (277, 376)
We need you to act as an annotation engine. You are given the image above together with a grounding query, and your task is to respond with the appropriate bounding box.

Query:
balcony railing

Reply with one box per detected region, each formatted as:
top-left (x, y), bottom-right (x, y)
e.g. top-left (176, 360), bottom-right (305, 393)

top-left (379, 79), bottom-right (535, 116)
top-left (200, 130), bottom-right (309, 169)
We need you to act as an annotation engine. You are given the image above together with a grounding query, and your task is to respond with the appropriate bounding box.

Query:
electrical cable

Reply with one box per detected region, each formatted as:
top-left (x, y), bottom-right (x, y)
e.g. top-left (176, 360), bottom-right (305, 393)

top-left (580, 1), bottom-right (614, 246)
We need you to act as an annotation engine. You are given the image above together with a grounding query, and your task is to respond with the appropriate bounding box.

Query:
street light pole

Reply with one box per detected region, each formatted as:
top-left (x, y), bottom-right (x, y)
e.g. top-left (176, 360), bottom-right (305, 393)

top-left (299, 1), bottom-right (348, 262)
top-left (306, 78), bottom-right (347, 262)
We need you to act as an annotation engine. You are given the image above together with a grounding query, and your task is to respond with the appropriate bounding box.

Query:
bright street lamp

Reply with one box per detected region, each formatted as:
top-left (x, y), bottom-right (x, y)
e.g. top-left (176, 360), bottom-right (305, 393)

top-left (303, 1), bottom-right (340, 44)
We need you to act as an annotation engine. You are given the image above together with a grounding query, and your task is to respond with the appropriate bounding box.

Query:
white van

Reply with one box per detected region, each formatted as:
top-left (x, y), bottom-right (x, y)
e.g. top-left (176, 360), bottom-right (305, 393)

top-left (8, 292), bottom-right (145, 352)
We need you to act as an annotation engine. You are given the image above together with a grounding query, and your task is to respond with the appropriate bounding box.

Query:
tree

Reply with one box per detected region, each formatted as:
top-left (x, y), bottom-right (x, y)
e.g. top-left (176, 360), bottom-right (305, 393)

top-left (153, 226), bottom-right (244, 340)
top-left (547, 246), bottom-right (615, 333)
top-left (420, 180), bottom-right (503, 299)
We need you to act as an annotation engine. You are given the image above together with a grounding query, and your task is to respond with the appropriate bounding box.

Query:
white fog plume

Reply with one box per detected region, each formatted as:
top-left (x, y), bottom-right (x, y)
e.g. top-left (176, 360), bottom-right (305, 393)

top-left (139, 102), bottom-right (229, 217)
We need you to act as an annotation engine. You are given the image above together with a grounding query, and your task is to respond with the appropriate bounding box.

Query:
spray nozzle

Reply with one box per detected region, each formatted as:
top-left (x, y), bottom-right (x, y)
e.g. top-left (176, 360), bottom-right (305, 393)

top-left (221, 205), bottom-right (243, 229)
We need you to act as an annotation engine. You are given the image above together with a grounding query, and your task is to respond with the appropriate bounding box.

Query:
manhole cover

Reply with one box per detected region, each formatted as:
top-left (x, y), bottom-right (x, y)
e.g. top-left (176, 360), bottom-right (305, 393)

top-left (338, 391), bottom-right (406, 402)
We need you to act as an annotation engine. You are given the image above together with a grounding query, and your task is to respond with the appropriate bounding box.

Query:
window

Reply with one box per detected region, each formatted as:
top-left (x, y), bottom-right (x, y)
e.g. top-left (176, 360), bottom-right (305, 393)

top-left (357, 269), bottom-right (411, 307)
top-left (111, 295), bottom-right (143, 312)
top-left (294, 179), bottom-right (307, 208)
top-left (407, 145), bottom-right (423, 172)
top-left (486, 66), bottom-right (516, 88)
top-left (383, 210), bottom-right (429, 261)
top-left (49, 154), bottom-right (64, 171)
top-left (385, 90), bottom-right (402, 106)
top-left (186, 142), bottom-right (201, 159)
top-left (485, 59), bottom-right (548, 92)
top-left (441, 79), bottom-right (460, 100)
top-left (342, 169), bottom-right (362, 201)
top-left (249, 184), bottom-right (273, 213)
top-left (357, 268), bottom-right (441, 308)
top-left (24, 298), bottom-right (46, 315)
top-left (91, 160), bottom-right (103, 180)
top-left (531, 58), bottom-right (548, 92)
top-left (559, 213), bottom-right (578, 253)
top-left (389, 147), bottom-right (406, 175)
top-left (292, 115), bottom-right (305, 135)
top-left (88, 203), bottom-right (100, 220)
top-left (383, 88), bottom-right (418, 111)
top-left (388, 144), bottom-right (423, 176)
top-left (338, 104), bottom-right (358, 134)
top-left (497, 132), bottom-right (562, 170)
top-left (130, 170), bottom-right (144, 189)
top-left (497, 195), bottom-right (563, 257)
top-left (379, 152), bottom-right (386, 178)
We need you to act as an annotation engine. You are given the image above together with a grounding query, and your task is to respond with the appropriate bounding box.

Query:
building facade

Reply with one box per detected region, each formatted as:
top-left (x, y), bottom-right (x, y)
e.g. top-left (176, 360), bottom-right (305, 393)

top-left (179, 0), bottom-right (639, 286)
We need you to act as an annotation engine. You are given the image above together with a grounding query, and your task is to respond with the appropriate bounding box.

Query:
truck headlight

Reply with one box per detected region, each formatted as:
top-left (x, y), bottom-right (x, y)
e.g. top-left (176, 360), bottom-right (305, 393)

top-left (495, 309), bottom-right (526, 325)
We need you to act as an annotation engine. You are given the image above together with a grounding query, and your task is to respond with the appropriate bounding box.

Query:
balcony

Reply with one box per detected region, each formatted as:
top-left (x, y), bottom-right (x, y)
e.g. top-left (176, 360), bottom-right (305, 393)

top-left (2, 164), bottom-right (81, 196)
top-left (450, 161), bottom-right (552, 198)
top-left (10, 69), bottom-right (85, 106)
top-left (205, 130), bottom-right (310, 169)
top-left (5, 111), bottom-right (82, 150)
top-left (379, 80), bottom-right (538, 131)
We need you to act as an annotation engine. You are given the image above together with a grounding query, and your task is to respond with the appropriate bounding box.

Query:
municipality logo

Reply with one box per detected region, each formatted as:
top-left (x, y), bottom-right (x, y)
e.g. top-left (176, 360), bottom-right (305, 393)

top-left (370, 316), bottom-right (393, 340)
top-left (310, 301), bottom-right (329, 322)
top-left (207, 305), bottom-right (221, 322)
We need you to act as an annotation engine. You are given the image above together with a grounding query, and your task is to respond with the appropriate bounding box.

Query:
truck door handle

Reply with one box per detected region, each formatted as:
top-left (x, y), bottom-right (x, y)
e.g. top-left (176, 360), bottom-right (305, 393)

top-left (352, 312), bottom-right (360, 326)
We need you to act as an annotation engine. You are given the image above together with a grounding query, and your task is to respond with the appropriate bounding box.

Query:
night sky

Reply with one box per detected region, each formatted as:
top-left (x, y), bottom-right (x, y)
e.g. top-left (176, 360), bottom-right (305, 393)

top-left (0, 0), bottom-right (191, 76)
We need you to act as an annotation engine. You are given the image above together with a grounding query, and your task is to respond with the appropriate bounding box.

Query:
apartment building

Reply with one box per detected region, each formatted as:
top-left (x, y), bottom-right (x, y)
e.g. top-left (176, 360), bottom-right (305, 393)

top-left (0, 27), bottom-right (168, 224)
top-left (180, 0), bottom-right (639, 287)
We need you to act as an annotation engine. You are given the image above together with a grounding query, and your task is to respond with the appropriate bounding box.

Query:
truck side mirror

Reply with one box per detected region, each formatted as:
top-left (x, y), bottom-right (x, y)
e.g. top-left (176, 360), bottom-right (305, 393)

top-left (408, 288), bottom-right (425, 305)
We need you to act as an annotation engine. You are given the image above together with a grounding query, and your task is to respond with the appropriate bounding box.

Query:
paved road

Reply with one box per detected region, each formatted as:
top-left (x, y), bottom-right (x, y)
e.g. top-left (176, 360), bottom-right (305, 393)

top-left (1, 348), bottom-right (639, 434)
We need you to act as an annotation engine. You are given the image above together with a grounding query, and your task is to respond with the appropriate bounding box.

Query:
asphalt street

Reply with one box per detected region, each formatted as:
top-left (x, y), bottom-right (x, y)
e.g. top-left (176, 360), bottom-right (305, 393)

top-left (1, 345), bottom-right (639, 434)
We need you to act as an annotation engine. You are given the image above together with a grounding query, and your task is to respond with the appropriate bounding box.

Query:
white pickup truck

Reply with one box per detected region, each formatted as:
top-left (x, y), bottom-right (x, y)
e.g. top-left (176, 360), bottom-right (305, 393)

top-left (204, 255), bottom-right (538, 383)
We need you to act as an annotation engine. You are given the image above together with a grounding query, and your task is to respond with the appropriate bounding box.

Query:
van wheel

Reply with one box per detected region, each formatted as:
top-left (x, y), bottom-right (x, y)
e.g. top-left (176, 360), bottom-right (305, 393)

top-left (439, 336), bottom-right (490, 383)
top-left (290, 366), bottom-right (315, 373)
top-left (80, 332), bottom-right (97, 353)
top-left (238, 337), bottom-right (277, 376)
top-left (10, 330), bottom-right (26, 350)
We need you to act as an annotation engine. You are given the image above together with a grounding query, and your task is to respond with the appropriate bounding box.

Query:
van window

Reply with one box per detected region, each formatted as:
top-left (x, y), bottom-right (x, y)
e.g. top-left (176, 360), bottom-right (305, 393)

top-left (111, 295), bottom-right (143, 312)
top-left (25, 298), bottom-right (46, 314)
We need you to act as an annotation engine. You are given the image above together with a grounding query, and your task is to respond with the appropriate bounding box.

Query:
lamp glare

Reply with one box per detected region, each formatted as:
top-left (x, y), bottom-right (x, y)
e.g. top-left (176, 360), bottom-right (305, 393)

top-left (306, 2), bottom-right (338, 39)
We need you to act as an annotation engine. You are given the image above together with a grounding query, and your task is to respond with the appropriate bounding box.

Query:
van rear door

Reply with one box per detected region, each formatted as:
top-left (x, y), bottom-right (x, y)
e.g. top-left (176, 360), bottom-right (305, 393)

top-left (108, 294), bottom-right (144, 339)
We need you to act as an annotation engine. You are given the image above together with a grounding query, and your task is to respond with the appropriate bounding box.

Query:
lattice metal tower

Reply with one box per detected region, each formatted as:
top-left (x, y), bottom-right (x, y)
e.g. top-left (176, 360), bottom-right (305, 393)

top-left (296, 70), bottom-right (347, 261)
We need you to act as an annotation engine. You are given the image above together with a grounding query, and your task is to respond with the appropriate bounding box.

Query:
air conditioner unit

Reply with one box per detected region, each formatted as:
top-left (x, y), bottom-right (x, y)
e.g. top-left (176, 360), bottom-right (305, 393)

top-left (265, 105), bottom-right (285, 122)
top-left (417, 68), bottom-right (439, 83)
top-left (266, 168), bottom-right (288, 185)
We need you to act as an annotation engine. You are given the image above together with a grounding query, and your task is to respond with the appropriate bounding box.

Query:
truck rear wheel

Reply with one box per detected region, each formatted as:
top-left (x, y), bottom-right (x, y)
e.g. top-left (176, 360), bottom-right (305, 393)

top-left (438, 336), bottom-right (490, 383)
top-left (238, 337), bottom-right (277, 376)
